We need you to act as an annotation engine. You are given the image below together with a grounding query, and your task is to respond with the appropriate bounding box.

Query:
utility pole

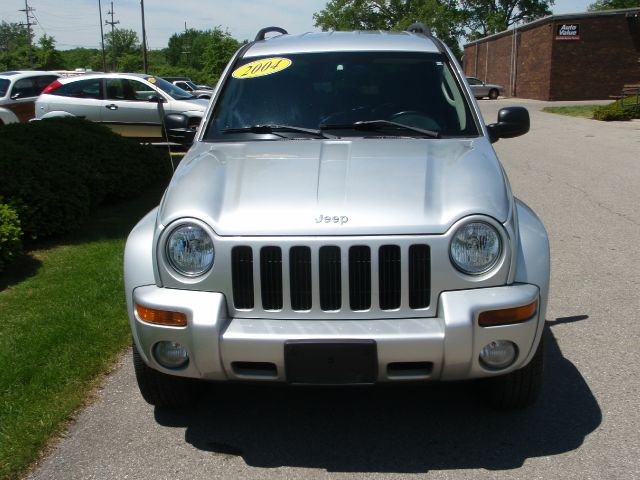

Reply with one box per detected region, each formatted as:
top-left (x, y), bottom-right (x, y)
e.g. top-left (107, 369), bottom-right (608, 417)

top-left (182, 22), bottom-right (191, 67)
top-left (140, 0), bottom-right (148, 74)
top-left (105, 1), bottom-right (120, 72)
top-left (98, 0), bottom-right (107, 72)
top-left (18, 0), bottom-right (36, 66)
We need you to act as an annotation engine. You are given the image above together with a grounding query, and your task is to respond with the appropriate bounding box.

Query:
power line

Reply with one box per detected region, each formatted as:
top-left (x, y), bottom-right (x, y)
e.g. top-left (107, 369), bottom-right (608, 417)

top-left (183, 21), bottom-right (191, 66)
top-left (141, 0), bottom-right (148, 74)
top-left (18, 0), bottom-right (36, 65)
top-left (31, 10), bottom-right (47, 37)
top-left (98, 0), bottom-right (107, 73)
top-left (105, 1), bottom-right (119, 71)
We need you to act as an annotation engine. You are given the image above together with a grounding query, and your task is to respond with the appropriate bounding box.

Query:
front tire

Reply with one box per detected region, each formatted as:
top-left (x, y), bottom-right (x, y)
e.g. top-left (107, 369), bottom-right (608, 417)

top-left (132, 342), bottom-right (201, 407)
top-left (489, 89), bottom-right (499, 100)
top-left (481, 333), bottom-right (544, 409)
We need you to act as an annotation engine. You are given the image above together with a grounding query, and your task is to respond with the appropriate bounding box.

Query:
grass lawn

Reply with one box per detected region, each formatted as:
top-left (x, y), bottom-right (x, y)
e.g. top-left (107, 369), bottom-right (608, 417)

top-left (542, 105), bottom-right (600, 119)
top-left (0, 184), bottom-right (166, 480)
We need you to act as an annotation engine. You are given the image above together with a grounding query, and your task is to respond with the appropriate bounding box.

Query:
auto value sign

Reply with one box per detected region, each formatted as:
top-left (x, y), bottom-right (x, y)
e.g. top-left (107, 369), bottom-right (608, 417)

top-left (555, 23), bottom-right (580, 40)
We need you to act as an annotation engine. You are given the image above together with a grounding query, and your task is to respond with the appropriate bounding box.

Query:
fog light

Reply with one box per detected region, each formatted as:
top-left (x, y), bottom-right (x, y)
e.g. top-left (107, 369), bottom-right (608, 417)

top-left (153, 341), bottom-right (189, 369)
top-left (479, 340), bottom-right (517, 370)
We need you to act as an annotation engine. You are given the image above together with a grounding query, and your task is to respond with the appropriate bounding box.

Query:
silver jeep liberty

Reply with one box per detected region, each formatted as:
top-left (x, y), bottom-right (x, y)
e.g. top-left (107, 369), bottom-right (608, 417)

top-left (124, 25), bottom-right (550, 409)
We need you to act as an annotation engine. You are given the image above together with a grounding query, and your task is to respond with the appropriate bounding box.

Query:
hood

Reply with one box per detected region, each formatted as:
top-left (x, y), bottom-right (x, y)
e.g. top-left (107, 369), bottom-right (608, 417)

top-left (171, 98), bottom-right (209, 111)
top-left (159, 139), bottom-right (511, 236)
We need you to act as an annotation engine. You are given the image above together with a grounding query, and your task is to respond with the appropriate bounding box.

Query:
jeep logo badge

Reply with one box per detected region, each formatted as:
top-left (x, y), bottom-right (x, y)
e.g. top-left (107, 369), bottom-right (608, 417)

top-left (315, 213), bottom-right (349, 225)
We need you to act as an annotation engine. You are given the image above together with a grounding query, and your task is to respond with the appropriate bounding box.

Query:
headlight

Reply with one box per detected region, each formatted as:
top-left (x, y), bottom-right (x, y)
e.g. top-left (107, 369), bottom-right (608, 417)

top-left (450, 221), bottom-right (502, 275)
top-left (166, 223), bottom-right (214, 276)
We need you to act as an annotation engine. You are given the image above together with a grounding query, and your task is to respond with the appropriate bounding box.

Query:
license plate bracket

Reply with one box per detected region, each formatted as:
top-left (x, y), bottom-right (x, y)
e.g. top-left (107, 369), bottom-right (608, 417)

top-left (284, 339), bottom-right (377, 384)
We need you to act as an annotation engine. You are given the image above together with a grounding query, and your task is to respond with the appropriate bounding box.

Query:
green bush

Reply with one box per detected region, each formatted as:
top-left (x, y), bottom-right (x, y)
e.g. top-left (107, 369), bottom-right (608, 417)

top-left (0, 202), bottom-right (22, 271)
top-left (593, 99), bottom-right (640, 121)
top-left (0, 118), bottom-right (171, 241)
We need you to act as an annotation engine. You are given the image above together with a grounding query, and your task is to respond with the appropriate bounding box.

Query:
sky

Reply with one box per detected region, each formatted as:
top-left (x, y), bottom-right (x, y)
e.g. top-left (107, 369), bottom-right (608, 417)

top-left (0, 0), bottom-right (598, 51)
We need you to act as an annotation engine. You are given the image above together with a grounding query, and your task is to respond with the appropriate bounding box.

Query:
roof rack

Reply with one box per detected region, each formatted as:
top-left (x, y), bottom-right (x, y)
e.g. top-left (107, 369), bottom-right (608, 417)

top-left (254, 26), bottom-right (288, 42)
top-left (405, 22), bottom-right (432, 37)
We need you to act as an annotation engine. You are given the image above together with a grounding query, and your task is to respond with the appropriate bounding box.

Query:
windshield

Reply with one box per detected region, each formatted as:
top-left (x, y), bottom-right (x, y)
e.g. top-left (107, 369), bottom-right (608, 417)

top-left (150, 76), bottom-right (195, 100)
top-left (205, 51), bottom-right (478, 141)
top-left (0, 79), bottom-right (9, 97)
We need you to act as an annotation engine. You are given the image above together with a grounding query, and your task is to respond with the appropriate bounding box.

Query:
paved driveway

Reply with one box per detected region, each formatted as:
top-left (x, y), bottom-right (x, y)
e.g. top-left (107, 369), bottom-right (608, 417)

top-left (28, 99), bottom-right (640, 480)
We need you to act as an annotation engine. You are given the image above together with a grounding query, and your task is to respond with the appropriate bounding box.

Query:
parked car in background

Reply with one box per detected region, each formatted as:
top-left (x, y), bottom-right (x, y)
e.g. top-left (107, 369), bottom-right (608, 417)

top-left (0, 71), bottom-right (60, 122)
top-left (0, 106), bottom-right (19, 125)
top-left (35, 73), bottom-right (208, 140)
top-left (125, 24), bottom-right (549, 410)
top-left (162, 77), bottom-right (212, 99)
top-left (466, 77), bottom-right (503, 99)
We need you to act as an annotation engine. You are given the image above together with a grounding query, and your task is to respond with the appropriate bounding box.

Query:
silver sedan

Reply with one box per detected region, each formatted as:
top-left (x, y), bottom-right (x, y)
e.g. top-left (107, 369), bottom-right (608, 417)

top-left (35, 73), bottom-right (208, 140)
top-left (467, 76), bottom-right (504, 99)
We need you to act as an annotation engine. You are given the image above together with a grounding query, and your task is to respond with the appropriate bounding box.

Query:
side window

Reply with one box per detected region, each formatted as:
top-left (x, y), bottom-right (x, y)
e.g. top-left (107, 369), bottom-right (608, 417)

top-left (129, 79), bottom-right (157, 100)
top-left (467, 78), bottom-right (481, 86)
top-left (175, 81), bottom-right (190, 91)
top-left (11, 78), bottom-right (37, 98)
top-left (106, 78), bottom-right (156, 101)
top-left (51, 79), bottom-right (103, 99)
top-left (33, 75), bottom-right (59, 94)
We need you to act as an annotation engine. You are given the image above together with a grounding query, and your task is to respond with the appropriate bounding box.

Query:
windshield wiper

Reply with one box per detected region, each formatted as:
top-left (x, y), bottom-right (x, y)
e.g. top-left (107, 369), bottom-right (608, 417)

top-left (320, 120), bottom-right (440, 138)
top-left (222, 124), bottom-right (331, 139)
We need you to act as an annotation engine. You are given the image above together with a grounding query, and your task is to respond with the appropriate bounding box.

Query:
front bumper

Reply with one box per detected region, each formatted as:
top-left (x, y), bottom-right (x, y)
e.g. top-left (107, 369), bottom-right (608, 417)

top-left (130, 284), bottom-right (543, 383)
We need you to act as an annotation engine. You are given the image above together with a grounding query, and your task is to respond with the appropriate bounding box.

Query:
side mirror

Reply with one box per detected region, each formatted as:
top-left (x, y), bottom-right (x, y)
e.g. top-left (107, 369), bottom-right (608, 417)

top-left (487, 106), bottom-right (529, 143)
top-left (147, 94), bottom-right (166, 103)
top-left (10, 92), bottom-right (23, 100)
top-left (163, 113), bottom-right (197, 145)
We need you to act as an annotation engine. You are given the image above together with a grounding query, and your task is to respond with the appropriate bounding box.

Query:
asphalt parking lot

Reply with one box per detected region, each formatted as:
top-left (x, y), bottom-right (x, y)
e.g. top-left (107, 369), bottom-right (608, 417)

top-left (27, 99), bottom-right (640, 480)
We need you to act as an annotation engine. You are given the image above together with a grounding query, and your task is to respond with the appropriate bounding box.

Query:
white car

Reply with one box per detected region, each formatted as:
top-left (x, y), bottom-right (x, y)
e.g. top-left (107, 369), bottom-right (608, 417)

top-left (35, 73), bottom-right (208, 140)
top-left (0, 70), bottom-right (60, 122)
top-left (0, 107), bottom-right (19, 125)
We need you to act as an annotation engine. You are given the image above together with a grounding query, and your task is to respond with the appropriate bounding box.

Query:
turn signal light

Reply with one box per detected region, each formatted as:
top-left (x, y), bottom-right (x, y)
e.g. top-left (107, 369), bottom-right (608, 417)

top-left (135, 304), bottom-right (187, 326)
top-left (478, 299), bottom-right (538, 327)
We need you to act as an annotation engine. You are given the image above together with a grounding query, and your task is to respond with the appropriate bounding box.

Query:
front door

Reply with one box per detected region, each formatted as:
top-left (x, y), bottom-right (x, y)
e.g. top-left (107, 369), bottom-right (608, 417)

top-left (100, 78), bottom-right (164, 138)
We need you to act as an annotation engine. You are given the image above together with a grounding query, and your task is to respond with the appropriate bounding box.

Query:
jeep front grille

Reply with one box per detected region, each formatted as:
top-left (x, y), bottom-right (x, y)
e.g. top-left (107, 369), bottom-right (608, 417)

top-left (260, 246), bottom-right (283, 310)
top-left (231, 244), bottom-right (430, 313)
top-left (289, 246), bottom-right (312, 310)
top-left (231, 246), bottom-right (254, 309)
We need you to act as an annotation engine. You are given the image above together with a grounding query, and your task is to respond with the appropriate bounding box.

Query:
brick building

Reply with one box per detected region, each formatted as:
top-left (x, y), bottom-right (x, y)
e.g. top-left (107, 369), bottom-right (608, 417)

top-left (463, 8), bottom-right (640, 100)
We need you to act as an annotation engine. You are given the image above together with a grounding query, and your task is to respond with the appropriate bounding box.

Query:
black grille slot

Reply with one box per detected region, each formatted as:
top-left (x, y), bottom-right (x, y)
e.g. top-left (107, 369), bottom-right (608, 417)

top-left (260, 247), bottom-right (283, 310)
top-left (231, 246), bottom-right (254, 309)
top-left (409, 244), bottom-right (431, 309)
top-left (289, 246), bottom-right (312, 311)
top-left (319, 246), bottom-right (341, 310)
top-left (349, 246), bottom-right (371, 310)
top-left (379, 245), bottom-right (401, 310)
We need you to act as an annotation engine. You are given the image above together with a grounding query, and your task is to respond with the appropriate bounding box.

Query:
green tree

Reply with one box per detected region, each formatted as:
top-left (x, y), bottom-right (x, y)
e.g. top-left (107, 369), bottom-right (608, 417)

top-left (462, 0), bottom-right (554, 37)
top-left (313, 0), bottom-right (407, 30)
top-left (202, 28), bottom-right (242, 83)
top-left (0, 21), bottom-right (31, 69)
top-left (588, 0), bottom-right (640, 10)
top-left (313, 0), bottom-right (555, 50)
top-left (163, 27), bottom-right (240, 83)
top-left (35, 35), bottom-right (65, 70)
top-left (59, 48), bottom-right (103, 72)
top-left (314, 0), bottom-right (466, 57)
top-left (104, 28), bottom-right (140, 71)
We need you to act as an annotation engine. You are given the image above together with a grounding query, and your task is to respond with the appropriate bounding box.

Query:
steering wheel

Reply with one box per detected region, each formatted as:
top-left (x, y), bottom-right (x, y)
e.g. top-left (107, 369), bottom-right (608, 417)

top-left (390, 110), bottom-right (440, 132)
top-left (321, 105), bottom-right (372, 125)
